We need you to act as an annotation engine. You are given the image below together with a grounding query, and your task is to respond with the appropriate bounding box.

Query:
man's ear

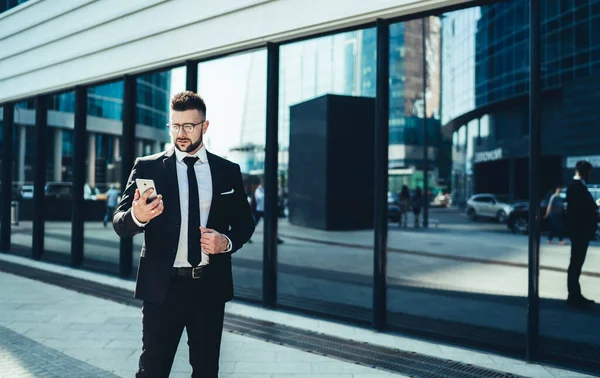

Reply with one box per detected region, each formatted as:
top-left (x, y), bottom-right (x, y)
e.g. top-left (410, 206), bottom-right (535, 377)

top-left (202, 120), bottom-right (210, 134)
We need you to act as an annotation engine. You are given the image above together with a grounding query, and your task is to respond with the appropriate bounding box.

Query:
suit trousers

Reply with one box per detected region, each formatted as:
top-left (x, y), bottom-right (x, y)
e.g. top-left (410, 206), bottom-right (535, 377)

top-left (136, 274), bottom-right (226, 378)
top-left (567, 238), bottom-right (590, 299)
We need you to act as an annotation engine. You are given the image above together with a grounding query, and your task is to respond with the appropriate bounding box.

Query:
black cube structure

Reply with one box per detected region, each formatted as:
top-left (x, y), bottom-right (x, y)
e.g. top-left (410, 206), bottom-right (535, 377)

top-left (288, 94), bottom-right (375, 230)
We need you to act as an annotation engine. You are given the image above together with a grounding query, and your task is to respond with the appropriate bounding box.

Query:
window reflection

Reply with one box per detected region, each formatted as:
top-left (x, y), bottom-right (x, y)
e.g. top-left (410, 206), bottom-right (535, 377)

top-left (277, 29), bottom-right (376, 317)
top-left (11, 100), bottom-right (35, 253)
top-left (132, 67), bottom-right (186, 263)
top-left (44, 92), bottom-right (75, 261)
top-left (197, 50), bottom-right (267, 299)
top-left (84, 81), bottom-right (124, 272)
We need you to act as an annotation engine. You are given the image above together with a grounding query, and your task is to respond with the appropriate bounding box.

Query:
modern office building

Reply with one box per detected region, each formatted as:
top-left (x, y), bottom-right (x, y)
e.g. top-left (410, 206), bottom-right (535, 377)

top-left (443, 0), bottom-right (600, 202)
top-left (234, 19), bottom-right (448, 194)
top-left (1, 0), bottom-right (599, 375)
top-left (7, 74), bottom-right (171, 201)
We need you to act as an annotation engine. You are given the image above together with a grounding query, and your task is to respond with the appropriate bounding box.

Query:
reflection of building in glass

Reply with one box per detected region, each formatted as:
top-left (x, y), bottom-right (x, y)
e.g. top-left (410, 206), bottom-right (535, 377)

top-left (10, 75), bottom-right (172, 193)
top-left (275, 22), bottom-right (447, 193)
top-left (388, 18), bottom-right (446, 193)
top-left (278, 31), bottom-right (374, 175)
top-left (443, 0), bottom-right (600, 204)
top-left (230, 52), bottom-right (267, 174)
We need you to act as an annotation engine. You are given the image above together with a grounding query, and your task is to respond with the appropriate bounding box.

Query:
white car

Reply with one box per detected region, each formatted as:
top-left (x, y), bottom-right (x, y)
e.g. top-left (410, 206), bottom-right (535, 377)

top-left (20, 185), bottom-right (34, 199)
top-left (466, 194), bottom-right (517, 223)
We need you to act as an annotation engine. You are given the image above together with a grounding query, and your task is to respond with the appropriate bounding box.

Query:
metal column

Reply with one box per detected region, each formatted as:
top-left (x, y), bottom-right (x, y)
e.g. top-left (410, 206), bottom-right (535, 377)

top-left (422, 17), bottom-right (429, 228)
top-left (0, 103), bottom-right (14, 251)
top-left (119, 76), bottom-right (136, 277)
top-left (373, 18), bottom-right (389, 331)
top-left (263, 42), bottom-right (280, 308)
top-left (32, 95), bottom-right (47, 260)
top-left (71, 86), bottom-right (87, 267)
top-left (527, 0), bottom-right (541, 362)
top-left (186, 60), bottom-right (198, 93)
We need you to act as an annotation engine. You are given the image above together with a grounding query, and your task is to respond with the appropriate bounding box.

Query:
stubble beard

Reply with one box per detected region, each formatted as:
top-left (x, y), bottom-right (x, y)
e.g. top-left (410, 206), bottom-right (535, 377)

top-left (175, 133), bottom-right (203, 153)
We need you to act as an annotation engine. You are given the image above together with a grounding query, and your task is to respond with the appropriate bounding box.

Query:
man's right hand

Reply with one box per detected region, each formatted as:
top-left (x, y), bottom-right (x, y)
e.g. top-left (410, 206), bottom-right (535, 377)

top-left (132, 188), bottom-right (164, 223)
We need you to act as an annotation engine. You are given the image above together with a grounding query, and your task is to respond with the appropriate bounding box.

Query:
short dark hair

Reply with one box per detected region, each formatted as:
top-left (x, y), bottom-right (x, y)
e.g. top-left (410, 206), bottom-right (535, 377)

top-left (171, 91), bottom-right (206, 116)
top-left (576, 160), bottom-right (593, 176)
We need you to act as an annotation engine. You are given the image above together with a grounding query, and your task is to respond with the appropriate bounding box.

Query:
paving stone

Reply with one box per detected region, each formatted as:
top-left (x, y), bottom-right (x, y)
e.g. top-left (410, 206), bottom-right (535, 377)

top-left (0, 325), bottom-right (118, 377)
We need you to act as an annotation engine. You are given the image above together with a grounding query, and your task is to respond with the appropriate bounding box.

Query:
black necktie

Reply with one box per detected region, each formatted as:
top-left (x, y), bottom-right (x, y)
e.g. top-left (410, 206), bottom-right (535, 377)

top-left (183, 156), bottom-right (201, 267)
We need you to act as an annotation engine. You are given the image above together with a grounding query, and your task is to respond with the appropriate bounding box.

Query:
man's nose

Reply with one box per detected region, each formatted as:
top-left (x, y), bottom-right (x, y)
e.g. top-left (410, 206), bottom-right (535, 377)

top-left (176, 127), bottom-right (187, 137)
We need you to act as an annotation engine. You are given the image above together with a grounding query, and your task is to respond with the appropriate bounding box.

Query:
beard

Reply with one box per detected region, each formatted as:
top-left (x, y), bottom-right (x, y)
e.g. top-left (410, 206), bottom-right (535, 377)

top-left (175, 133), bottom-right (203, 153)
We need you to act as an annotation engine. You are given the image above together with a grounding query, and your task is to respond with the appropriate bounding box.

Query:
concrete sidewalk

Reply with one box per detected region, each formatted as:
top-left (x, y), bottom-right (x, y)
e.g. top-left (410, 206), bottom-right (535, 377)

top-left (0, 253), bottom-right (595, 378)
top-left (0, 269), bottom-right (405, 378)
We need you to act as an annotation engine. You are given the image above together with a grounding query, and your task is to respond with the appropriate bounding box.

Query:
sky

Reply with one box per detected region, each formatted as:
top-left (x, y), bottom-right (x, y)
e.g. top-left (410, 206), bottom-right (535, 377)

top-left (168, 54), bottom-right (254, 157)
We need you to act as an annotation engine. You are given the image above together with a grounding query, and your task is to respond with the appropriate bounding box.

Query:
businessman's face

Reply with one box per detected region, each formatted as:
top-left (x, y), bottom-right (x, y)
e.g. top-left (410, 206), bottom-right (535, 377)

top-left (170, 109), bottom-right (209, 154)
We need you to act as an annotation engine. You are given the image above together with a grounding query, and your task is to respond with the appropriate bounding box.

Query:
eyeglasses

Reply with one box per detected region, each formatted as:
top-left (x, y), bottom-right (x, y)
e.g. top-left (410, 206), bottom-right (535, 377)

top-left (166, 121), bottom-right (205, 134)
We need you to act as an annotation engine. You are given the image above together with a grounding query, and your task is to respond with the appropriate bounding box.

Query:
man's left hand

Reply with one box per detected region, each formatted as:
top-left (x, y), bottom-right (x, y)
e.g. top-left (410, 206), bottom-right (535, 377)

top-left (200, 227), bottom-right (228, 254)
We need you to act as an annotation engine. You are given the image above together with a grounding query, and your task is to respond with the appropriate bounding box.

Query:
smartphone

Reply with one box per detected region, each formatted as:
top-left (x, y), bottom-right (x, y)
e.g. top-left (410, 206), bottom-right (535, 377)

top-left (135, 179), bottom-right (158, 202)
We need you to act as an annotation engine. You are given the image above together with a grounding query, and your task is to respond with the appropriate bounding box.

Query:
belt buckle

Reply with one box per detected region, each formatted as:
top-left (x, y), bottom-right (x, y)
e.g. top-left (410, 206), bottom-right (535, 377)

top-left (191, 266), bottom-right (202, 279)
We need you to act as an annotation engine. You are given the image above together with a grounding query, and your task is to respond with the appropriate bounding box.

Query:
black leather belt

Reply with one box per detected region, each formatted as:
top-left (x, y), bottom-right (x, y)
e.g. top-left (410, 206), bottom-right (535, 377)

top-left (172, 266), bottom-right (205, 279)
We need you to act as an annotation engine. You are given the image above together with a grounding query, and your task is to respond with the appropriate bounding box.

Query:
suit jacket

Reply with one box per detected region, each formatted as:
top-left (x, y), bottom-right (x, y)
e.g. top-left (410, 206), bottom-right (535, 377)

top-left (566, 179), bottom-right (598, 241)
top-left (113, 147), bottom-right (255, 305)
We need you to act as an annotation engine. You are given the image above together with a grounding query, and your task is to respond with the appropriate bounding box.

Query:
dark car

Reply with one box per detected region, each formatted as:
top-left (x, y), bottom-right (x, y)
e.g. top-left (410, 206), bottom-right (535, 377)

top-left (506, 198), bottom-right (554, 235)
top-left (507, 188), bottom-right (600, 239)
top-left (388, 191), bottom-right (400, 222)
top-left (44, 182), bottom-right (73, 200)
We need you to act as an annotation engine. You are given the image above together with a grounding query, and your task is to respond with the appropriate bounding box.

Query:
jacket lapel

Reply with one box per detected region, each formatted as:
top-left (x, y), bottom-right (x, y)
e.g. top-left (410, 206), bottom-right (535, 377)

top-left (162, 148), bottom-right (181, 224)
top-left (206, 151), bottom-right (224, 228)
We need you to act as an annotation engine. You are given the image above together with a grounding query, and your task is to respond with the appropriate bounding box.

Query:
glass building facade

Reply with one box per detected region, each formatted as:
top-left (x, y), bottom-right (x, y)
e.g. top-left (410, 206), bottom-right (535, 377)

top-left (2, 1), bottom-right (600, 374)
top-left (446, 0), bottom-right (600, 203)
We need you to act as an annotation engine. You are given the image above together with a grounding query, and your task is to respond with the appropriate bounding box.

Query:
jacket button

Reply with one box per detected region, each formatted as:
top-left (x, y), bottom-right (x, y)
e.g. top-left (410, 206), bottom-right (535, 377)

top-left (172, 248), bottom-right (177, 254)
top-left (175, 222), bottom-right (181, 227)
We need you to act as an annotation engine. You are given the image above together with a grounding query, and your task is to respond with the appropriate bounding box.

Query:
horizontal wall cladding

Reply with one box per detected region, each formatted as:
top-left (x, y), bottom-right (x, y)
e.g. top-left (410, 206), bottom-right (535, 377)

top-left (0, 0), bottom-right (470, 103)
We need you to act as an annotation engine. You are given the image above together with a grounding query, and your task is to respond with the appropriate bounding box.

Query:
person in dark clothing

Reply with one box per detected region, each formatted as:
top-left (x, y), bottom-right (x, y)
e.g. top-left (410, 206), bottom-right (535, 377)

top-left (411, 187), bottom-right (423, 228)
top-left (566, 160), bottom-right (598, 309)
top-left (398, 185), bottom-right (411, 228)
top-left (544, 186), bottom-right (566, 245)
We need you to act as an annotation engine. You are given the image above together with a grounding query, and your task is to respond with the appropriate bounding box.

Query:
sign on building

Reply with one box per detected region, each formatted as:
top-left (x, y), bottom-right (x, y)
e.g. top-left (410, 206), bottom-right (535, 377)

top-left (566, 155), bottom-right (600, 168)
top-left (473, 148), bottom-right (503, 163)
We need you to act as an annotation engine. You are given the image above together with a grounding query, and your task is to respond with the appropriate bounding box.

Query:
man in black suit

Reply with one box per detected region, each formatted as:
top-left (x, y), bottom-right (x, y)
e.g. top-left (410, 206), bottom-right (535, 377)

top-left (566, 160), bottom-right (597, 309)
top-left (113, 91), bottom-right (255, 377)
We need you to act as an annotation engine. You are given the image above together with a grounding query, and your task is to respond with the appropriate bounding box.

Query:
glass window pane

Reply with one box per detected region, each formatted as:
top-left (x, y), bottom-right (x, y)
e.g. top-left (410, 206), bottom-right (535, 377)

top-left (197, 50), bottom-right (267, 300)
top-left (278, 28), bottom-right (375, 319)
top-left (11, 100), bottom-right (36, 254)
top-left (0, 108), bottom-right (3, 236)
top-left (409, 4), bottom-right (530, 353)
top-left (132, 67), bottom-right (186, 266)
top-left (84, 81), bottom-right (124, 272)
top-left (43, 92), bottom-right (75, 263)
top-left (539, 0), bottom-right (600, 369)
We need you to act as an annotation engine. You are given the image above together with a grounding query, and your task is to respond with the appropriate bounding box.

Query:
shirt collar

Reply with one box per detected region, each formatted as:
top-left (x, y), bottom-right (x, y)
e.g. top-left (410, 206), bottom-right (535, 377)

top-left (574, 175), bottom-right (586, 185)
top-left (175, 145), bottom-right (207, 164)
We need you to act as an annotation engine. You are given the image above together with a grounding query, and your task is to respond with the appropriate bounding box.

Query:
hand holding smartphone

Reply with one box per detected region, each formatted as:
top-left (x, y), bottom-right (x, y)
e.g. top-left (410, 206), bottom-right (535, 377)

top-left (136, 179), bottom-right (159, 203)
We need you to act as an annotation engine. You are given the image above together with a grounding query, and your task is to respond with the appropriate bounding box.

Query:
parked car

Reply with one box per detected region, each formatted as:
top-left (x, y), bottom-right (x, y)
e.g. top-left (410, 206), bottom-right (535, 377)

top-left (45, 182), bottom-right (72, 199)
top-left (507, 187), bottom-right (600, 238)
top-left (431, 192), bottom-right (451, 208)
top-left (388, 191), bottom-right (400, 222)
top-left (466, 194), bottom-right (520, 223)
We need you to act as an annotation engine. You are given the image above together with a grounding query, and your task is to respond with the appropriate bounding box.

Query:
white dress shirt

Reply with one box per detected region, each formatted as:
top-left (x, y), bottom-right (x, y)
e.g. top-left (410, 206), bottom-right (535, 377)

top-left (574, 175), bottom-right (586, 186)
top-left (132, 146), bottom-right (231, 268)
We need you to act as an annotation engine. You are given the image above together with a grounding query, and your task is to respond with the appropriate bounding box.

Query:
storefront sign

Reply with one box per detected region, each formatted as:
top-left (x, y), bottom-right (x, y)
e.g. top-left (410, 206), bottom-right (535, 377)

top-left (566, 155), bottom-right (600, 168)
top-left (473, 148), bottom-right (503, 163)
